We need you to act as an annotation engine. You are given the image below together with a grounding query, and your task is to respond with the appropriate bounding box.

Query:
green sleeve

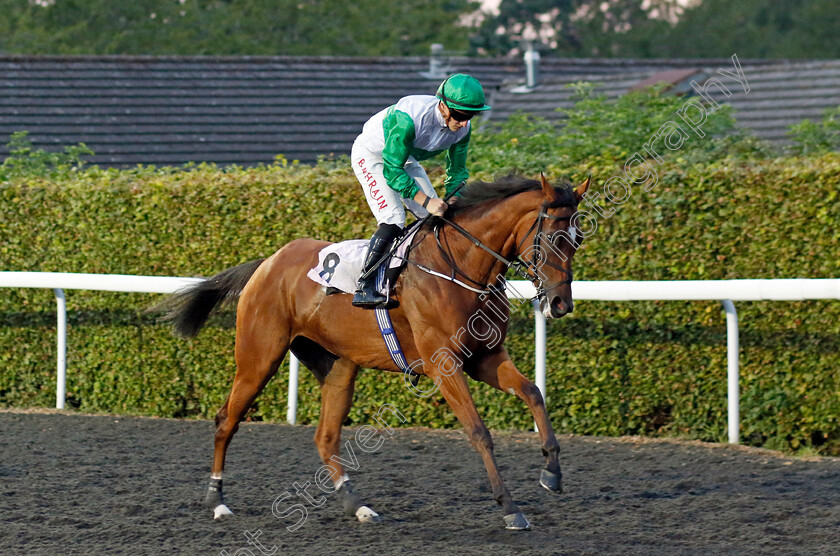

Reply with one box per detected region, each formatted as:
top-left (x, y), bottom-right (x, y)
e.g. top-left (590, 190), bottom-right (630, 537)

top-left (444, 126), bottom-right (471, 196)
top-left (381, 108), bottom-right (420, 199)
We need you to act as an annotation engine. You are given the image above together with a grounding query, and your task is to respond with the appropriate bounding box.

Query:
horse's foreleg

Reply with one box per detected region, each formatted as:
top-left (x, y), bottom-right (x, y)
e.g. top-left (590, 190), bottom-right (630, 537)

top-left (468, 348), bottom-right (562, 494)
top-left (431, 365), bottom-right (530, 530)
top-left (312, 359), bottom-right (379, 523)
top-left (206, 327), bottom-right (289, 520)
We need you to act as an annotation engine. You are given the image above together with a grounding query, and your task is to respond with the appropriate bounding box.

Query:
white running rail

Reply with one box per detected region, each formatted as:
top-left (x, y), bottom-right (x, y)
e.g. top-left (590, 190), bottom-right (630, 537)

top-left (2, 272), bottom-right (839, 444)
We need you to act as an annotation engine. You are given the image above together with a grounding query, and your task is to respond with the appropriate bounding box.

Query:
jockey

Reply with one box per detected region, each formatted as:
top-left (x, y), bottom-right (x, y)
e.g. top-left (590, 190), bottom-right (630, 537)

top-left (351, 73), bottom-right (491, 308)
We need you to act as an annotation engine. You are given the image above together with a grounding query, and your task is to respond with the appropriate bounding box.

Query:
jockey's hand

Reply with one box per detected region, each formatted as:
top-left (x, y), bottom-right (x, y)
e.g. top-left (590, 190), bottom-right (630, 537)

top-left (426, 197), bottom-right (448, 217)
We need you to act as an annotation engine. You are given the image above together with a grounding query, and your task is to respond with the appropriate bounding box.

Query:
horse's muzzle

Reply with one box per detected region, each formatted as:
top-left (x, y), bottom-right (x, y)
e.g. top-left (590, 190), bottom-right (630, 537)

top-left (541, 295), bottom-right (573, 319)
top-left (552, 295), bottom-right (573, 318)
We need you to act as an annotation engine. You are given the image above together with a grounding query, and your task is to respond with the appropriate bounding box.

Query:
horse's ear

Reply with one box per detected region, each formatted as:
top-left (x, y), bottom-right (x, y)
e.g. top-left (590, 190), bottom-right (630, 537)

top-left (539, 172), bottom-right (554, 201)
top-left (575, 175), bottom-right (592, 202)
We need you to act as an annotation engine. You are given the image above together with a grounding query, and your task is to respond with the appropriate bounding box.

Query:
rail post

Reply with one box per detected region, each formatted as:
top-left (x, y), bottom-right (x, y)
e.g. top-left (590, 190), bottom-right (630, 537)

top-left (721, 300), bottom-right (740, 444)
top-left (532, 299), bottom-right (547, 432)
top-left (53, 288), bottom-right (67, 410)
top-left (287, 354), bottom-right (300, 425)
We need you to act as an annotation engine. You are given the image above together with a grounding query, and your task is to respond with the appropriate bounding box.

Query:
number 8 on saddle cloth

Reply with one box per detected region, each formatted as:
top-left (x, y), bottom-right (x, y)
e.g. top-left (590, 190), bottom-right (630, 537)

top-left (305, 229), bottom-right (422, 381)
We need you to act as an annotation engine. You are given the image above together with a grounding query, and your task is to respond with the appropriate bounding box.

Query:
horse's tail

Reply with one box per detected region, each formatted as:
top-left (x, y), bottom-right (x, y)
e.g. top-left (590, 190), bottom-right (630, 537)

top-left (151, 258), bottom-right (265, 338)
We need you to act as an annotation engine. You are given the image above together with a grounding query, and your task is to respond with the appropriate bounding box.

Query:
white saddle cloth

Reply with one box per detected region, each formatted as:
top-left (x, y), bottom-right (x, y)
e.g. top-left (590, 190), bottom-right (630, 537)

top-left (306, 227), bottom-right (419, 295)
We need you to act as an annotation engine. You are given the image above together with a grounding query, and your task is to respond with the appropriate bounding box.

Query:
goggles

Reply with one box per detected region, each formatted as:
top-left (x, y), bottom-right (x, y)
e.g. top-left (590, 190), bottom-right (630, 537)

top-left (448, 108), bottom-right (476, 122)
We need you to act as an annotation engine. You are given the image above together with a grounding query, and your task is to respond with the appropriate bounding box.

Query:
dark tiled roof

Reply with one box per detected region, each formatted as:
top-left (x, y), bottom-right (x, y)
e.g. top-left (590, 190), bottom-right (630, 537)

top-left (0, 55), bottom-right (807, 166)
top-left (491, 59), bottom-right (840, 144)
top-left (711, 61), bottom-right (840, 142)
top-left (628, 68), bottom-right (706, 91)
top-left (489, 71), bottom-right (650, 123)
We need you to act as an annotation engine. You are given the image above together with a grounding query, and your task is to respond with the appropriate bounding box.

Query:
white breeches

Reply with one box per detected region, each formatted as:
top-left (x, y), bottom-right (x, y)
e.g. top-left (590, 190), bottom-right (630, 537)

top-left (351, 140), bottom-right (438, 227)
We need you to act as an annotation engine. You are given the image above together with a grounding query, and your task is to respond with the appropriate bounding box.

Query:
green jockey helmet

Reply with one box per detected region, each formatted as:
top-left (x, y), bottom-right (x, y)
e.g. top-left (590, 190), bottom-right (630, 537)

top-left (436, 74), bottom-right (491, 113)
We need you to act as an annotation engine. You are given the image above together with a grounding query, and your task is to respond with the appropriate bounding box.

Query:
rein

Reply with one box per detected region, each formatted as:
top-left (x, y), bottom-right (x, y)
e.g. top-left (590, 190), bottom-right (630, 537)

top-left (404, 202), bottom-right (574, 301)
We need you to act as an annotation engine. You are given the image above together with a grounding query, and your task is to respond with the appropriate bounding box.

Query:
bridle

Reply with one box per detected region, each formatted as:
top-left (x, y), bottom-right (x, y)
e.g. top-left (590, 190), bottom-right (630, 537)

top-left (514, 204), bottom-right (575, 296)
top-left (414, 202), bottom-right (576, 302)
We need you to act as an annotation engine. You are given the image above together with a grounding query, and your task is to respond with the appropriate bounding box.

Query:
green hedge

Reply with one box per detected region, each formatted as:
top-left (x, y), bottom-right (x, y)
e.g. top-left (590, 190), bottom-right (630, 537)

top-left (2, 154), bottom-right (839, 455)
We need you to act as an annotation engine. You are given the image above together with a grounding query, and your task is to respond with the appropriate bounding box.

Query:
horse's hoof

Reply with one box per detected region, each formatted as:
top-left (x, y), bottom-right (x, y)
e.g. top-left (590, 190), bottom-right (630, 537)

top-left (503, 512), bottom-right (531, 530)
top-left (540, 468), bottom-right (563, 494)
top-left (355, 506), bottom-right (381, 523)
top-left (213, 504), bottom-right (234, 520)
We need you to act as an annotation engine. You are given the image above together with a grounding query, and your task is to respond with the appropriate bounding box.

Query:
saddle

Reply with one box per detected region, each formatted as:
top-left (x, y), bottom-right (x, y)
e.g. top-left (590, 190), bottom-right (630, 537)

top-left (306, 223), bottom-right (424, 386)
top-left (306, 224), bottom-right (421, 297)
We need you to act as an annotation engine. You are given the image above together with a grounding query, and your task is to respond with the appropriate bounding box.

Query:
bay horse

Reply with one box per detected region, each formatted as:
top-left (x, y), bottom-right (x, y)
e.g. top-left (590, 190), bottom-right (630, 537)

top-left (158, 173), bottom-right (590, 530)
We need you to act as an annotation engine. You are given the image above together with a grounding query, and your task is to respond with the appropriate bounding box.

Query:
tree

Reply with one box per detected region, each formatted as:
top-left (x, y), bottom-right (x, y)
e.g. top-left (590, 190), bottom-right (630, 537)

top-left (641, 0), bottom-right (840, 58)
top-left (470, 0), bottom-right (577, 56)
top-left (469, 0), bottom-right (840, 59)
top-left (0, 0), bottom-right (478, 56)
top-left (469, 0), bottom-right (678, 57)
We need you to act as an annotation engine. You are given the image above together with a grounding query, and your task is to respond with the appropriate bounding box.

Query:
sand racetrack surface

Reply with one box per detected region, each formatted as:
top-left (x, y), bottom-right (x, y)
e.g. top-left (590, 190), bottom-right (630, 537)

top-left (1, 410), bottom-right (838, 556)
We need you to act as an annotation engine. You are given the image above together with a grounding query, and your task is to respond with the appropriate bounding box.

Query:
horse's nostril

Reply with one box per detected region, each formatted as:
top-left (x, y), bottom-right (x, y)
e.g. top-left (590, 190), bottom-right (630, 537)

top-left (551, 297), bottom-right (572, 317)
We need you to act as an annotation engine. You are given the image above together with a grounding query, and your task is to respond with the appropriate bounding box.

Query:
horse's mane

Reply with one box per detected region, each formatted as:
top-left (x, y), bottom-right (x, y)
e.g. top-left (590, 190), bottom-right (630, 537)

top-left (447, 174), bottom-right (576, 215)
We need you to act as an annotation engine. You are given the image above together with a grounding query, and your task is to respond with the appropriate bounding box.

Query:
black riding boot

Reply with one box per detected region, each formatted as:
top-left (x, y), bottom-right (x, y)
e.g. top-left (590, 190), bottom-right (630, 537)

top-left (352, 224), bottom-right (401, 309)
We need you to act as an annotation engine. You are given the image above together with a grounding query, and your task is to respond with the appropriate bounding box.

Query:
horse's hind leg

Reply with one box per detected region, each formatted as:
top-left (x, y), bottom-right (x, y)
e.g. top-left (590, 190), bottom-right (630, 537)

top-left (313, 358), bottom-right (380, 523)
top-left (467, 348), bottom-right (562, 494)
top-left (206, 321), bottom-right (290, 519)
